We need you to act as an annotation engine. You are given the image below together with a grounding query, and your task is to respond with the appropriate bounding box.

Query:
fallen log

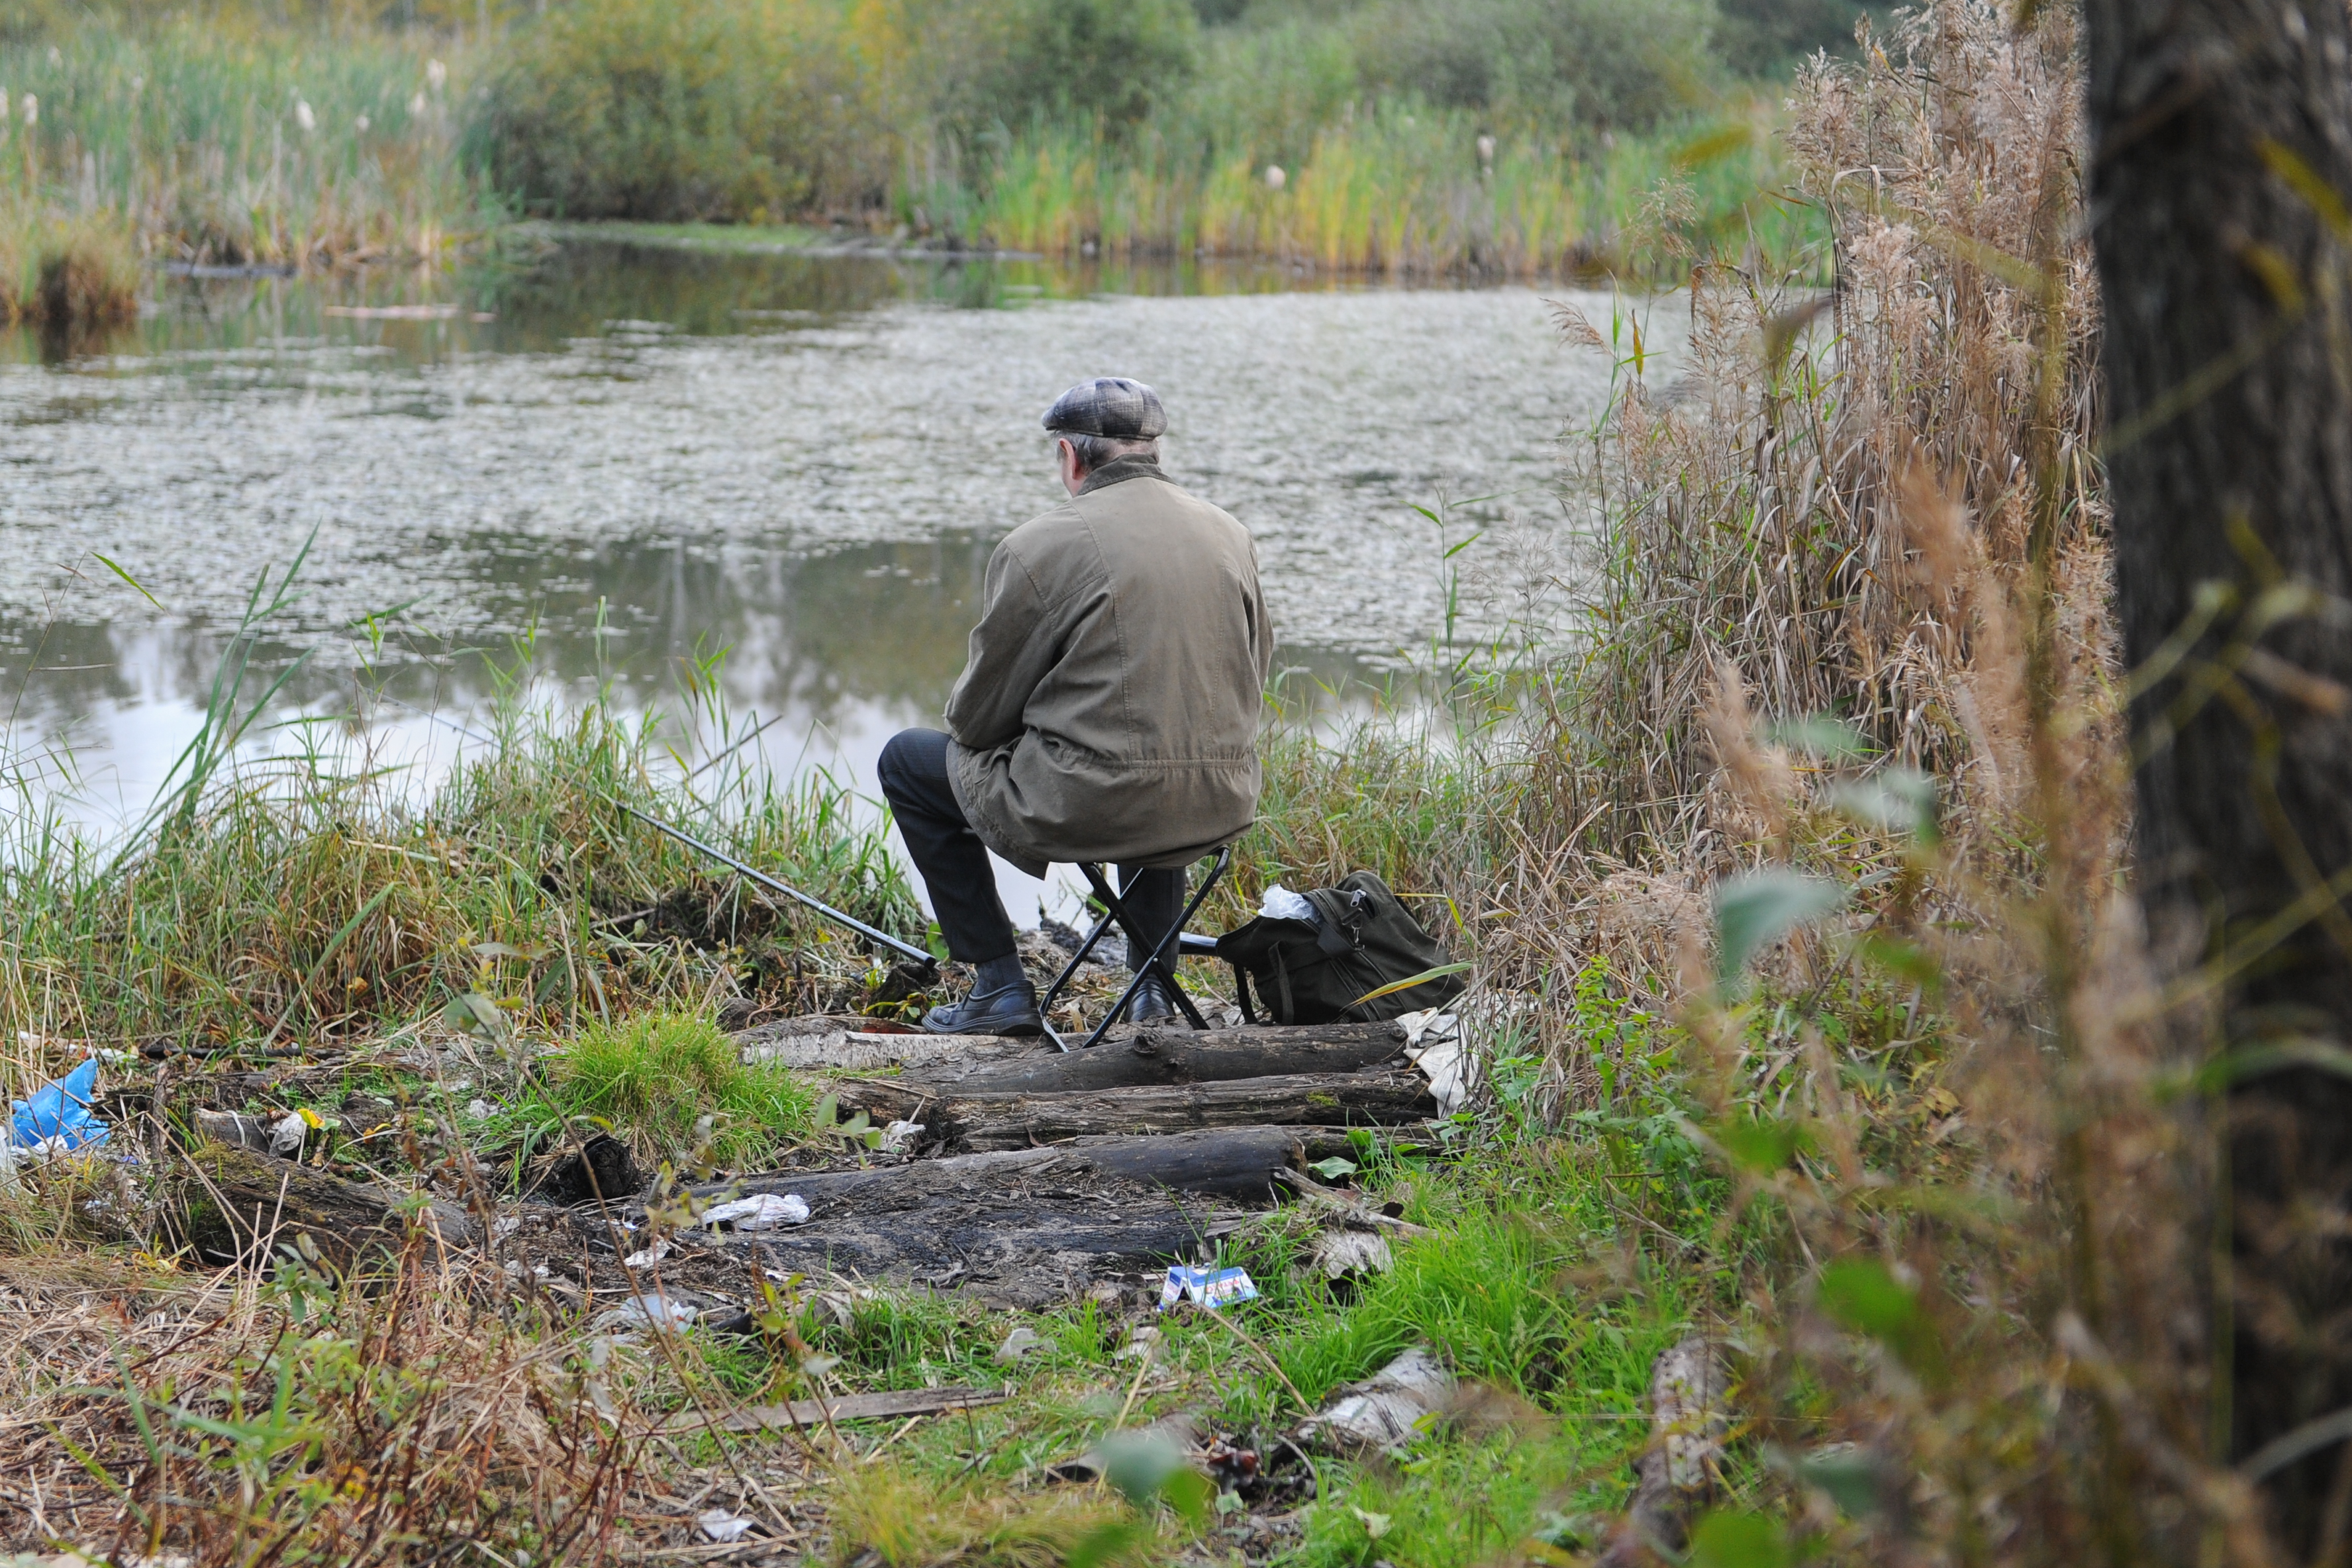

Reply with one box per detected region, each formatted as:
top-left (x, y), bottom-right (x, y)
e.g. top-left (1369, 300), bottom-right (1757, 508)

top-left (179, 1144), bottom-right (478, 1265)
top-left (699, 1125), bottom-right (1314, 1208)
top-left (1596, 1336), bottom-right (1727, 1567)
top-left (834, 1021), bottom-right (1411, 1118)
top-left (658, 1385), bottom-right (1005, 1436)
top-left (929, 1071), bottom-right (1437, 1153)
top-left (736, 1017), bottom-right (1032, 1073)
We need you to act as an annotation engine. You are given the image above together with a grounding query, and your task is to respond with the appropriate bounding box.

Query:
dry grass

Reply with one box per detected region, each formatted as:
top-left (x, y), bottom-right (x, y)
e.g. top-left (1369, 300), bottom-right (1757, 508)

top-left (1442, 0), bottom-right (2268, 1559)
top-left (0, 1238), bottom-right (648, 1563)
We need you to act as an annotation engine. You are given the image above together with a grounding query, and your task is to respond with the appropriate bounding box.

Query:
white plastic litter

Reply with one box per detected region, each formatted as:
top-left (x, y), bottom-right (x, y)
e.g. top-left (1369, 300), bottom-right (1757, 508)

top-left (994, 1325), bottom-right (1045, 1365)
top-left (1257, 883), bottom-right (1318, 924)
top-left (621, 1238), bottom-right (672, 1268)
top-left (268, 1111), bottom-right (308, 1159)
top-left (1395, 1009), bottom-right (1475, 1116)
top-left (598, 1293), bottom-right (697, 1334)
top-left (878, 1119), bottom-right (924, 1153)
top-left (701, 1193), bottom-right (810, 1231)
top-left (1300, 1344), bottom-right (1454, 1452)
top-left (697, 1510), bottom-right (756, 1543)
top-left (1310, 1228), bottom-right (1395, 1281)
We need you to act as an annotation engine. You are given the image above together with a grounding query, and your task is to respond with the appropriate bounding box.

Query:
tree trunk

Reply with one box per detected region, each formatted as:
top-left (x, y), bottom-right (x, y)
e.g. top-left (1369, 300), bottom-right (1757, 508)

top-left (2084, 0), bottom-right (2352, 1544)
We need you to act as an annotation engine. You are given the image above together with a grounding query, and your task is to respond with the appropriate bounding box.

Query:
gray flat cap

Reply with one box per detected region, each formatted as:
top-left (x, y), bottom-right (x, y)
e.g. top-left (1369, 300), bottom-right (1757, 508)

top-left (1042, 377), bottom-right (1167, 440)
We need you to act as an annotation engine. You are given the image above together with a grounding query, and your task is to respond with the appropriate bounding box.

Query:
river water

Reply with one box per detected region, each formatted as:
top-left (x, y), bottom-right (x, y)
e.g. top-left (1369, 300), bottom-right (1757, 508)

top-left (0, 240), bottom-right (1656, 916)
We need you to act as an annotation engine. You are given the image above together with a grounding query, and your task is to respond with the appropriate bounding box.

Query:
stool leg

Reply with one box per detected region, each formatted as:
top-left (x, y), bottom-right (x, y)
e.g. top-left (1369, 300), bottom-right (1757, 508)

top-left (1038, 879), bottom-right (1120, 1054)
top-left (1074, 850), bottom-right (1232, 1049)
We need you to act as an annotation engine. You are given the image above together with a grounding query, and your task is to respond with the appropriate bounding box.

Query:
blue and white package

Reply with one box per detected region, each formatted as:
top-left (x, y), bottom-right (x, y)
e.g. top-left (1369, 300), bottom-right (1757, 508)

top-left (1159, 1264), bottom-right (1259, 1311)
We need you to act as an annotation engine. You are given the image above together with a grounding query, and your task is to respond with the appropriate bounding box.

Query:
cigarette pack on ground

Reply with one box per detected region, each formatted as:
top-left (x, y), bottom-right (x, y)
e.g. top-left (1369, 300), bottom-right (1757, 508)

top-left (1160, 1264), bottom-right (1259, 1310)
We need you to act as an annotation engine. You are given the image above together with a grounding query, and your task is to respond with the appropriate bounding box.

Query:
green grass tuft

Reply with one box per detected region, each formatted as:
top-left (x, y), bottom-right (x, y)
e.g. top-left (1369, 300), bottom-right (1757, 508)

top-left (534, 1011), bottom-right (813, 1167)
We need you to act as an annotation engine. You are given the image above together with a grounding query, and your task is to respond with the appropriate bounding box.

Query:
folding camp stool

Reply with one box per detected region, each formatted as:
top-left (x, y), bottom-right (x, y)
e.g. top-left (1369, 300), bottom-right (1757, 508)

top-left (1036, 846), bottom-right (1232, 1052)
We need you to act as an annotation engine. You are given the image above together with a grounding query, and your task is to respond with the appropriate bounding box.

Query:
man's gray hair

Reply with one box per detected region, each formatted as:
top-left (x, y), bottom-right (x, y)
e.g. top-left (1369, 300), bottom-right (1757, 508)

top-left (1057, 432), bottom-right (1159, 471)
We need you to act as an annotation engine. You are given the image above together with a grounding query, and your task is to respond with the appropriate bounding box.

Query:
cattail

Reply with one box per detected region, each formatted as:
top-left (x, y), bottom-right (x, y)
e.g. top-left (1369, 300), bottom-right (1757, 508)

top-left (22, 95), bottom-right (35, 126)
top-left (409, 91), bottom-right (426, 117)
top-left (426, 58), bottom-right (448, 91)
top-left (1476, 134), bottom-right (1496, 168)
top-left (295, 99), bottom-right (316, 132)
top-left (1262, 164), bottom-right (1285, 191)
top-left (355, 113), bottom-right (370, 133)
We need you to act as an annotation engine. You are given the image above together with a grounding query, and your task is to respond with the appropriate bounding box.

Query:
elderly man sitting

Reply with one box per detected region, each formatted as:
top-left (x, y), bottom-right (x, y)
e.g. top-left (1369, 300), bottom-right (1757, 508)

top-left (879, 377), bottom-right (1275, 1036)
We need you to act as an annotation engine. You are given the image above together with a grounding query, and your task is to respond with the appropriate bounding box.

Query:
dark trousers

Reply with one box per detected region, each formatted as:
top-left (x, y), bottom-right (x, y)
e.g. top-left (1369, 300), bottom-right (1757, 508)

top-left (877, 728), bottom-right (1187, 969)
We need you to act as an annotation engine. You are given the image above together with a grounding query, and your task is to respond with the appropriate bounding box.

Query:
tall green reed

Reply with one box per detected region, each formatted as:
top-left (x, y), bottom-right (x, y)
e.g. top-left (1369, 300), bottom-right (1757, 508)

top-left (0, 636), bottom-right (922, 1063)
top-left (0, 19), bottom-right (502, 266)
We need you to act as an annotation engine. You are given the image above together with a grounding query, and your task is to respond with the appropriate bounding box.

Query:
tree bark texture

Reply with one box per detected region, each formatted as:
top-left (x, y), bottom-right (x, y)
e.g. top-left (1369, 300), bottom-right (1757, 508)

top-left (921, 1070), bottom-right (1437, 1152)
top-left (2084, 0), bottom-right (2352, 1542)
top-left (817, 1022), bottom-right (1411, 1116)
top-left (179, 1145), bottom-right (479, 1265)
top-left (699, 1125), bottom-right (1322, 1207)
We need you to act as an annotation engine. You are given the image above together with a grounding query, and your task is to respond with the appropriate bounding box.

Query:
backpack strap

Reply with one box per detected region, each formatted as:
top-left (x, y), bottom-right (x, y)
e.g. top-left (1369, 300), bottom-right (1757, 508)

top-left (1231, 960), bottom-right (1258, 1026)
top-left (1271, 946), bottom-right (1295, 1024)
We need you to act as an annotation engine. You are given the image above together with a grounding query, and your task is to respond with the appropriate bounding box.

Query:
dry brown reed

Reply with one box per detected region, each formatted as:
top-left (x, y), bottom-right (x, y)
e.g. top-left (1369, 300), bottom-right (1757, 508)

top-left (1465, 0), bottom-right (2265, 1558)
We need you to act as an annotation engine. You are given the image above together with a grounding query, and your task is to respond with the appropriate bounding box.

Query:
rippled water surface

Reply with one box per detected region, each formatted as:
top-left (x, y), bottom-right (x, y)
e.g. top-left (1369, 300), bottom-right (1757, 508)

top-left (0, 242), bottom-right (1658, 906)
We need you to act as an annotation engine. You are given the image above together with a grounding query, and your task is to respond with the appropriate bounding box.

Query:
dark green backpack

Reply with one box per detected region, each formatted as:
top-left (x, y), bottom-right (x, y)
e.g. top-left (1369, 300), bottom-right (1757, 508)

top-left (1214, 871), bottom-right (1465, 1026)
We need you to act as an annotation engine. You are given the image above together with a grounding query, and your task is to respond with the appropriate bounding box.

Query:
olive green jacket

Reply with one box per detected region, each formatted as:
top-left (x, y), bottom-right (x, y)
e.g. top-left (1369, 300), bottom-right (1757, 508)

top-left (944, 457), bottom-right (1275, 876)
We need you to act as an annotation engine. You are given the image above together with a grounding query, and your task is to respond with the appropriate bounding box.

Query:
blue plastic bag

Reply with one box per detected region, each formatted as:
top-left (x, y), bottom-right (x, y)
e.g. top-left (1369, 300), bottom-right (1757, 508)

top-left (10, 1057), bottom-right (110, 1152)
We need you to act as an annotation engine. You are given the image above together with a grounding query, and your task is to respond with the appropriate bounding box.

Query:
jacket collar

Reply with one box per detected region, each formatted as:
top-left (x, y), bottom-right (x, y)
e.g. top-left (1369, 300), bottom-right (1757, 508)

top-left (1077, 454), bottom-right (1171, 497)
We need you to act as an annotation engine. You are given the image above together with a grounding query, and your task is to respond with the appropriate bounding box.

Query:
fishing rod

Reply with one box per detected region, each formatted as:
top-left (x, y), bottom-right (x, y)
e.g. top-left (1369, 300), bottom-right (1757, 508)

top-left (377, 694), bottom-right (934, 965)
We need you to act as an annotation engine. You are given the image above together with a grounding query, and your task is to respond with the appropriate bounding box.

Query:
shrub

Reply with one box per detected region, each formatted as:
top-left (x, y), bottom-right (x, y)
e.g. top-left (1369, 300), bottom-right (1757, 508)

top-left (475, 0), bottom-right (881, 221)
top-left (984, 0), bottom-right (1202, 129)
top-left (1347, 0), bottom-right (1721, 129)
top-left (0, 207), bottom-right (138, 325)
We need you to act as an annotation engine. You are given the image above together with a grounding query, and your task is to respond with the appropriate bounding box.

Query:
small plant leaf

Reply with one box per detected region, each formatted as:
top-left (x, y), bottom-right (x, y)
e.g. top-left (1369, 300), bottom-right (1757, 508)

top-left (1715, 870), bottom-right (1845, 983)
top-left (1764, 716), bottom-right (1871, 760)
top-left (1351, 1505), bottom-right (1394, 1540)
top-left (1830, 768), bottom-right (1940, 844)
top-left (93, 552), bottom-right (166, 611)
top-left (1798, 1447), bottom-right (1885, 1517)
top-left (1714, 1115), bottom-right (1810, 1173)
top-left (1098, 1429), bottom-right (1193, 1504)
top-left (1306, 1155), bottom-right (1359, 1181)
top-left (1346, 961), bottom-right (1473, 1010)
top-left (1857, 933), bottom-right (1943, 990)
top-left (1689, 1510), bottom-right (1793, 1568)
top-left (1818, 1258), bottom-right (1945, 1381)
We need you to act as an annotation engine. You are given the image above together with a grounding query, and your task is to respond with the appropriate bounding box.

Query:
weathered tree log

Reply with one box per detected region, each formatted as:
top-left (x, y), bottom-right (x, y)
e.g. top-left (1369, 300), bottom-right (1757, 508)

top-left (1597, 1336), bottom-right (1726, 1567)
top-left (697, 1125), bottom-right (1315, 1207)
top-left (929, 1070), bottom-right (1436, 1152)
top-left (834, 1020), bottom-right (1412, 1118)
top-left (179, 1144), bottom-right (479, 1266)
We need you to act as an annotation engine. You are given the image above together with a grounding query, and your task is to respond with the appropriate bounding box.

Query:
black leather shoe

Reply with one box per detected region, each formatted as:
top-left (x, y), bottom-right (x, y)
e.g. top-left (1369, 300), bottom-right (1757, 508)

top-left (921, 983), bottom-right (1044, 1036)
top-left (1121, 973), bottom-right (1181, 1024)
